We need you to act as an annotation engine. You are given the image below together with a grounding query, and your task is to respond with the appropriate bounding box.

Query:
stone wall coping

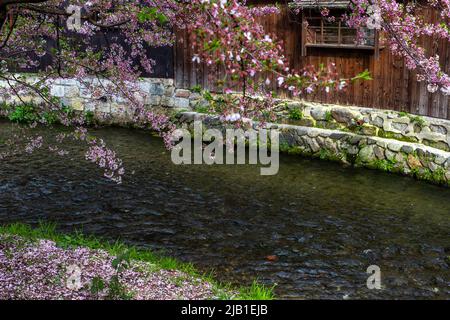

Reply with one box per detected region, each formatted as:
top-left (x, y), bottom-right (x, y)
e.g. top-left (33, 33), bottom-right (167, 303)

top-left (300, 100), bottom-right (450, 126)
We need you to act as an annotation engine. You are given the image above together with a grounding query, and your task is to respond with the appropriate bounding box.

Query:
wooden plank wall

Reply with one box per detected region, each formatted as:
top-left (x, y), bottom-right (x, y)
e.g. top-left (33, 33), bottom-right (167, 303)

top-left (13, 32), bottom-right (174, 79)
top-left (174, 5), bottom-right (450, 120)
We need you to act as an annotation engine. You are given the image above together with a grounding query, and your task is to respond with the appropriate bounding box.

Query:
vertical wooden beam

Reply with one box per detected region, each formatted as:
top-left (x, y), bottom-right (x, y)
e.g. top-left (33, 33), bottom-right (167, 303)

top-left (301, 12), bottom-right (307, 57)
top-left (338, 21), bottom-right (342, 46)
top-left (374, 30), bottom-right (380, 60)
top-left (320, 19), bottom-right (324, 43)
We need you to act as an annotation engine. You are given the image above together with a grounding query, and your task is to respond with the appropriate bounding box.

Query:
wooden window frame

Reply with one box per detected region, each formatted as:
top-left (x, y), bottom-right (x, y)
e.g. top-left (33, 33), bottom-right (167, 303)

top-left (301, 12), bottom-right (381, 59)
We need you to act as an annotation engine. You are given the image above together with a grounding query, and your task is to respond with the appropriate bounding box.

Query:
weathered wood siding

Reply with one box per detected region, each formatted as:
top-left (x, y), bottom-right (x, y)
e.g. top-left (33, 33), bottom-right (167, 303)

top-left (174, 5), bottom-right (450, 120)
top-left (13, 31), bottom-right (174, 79)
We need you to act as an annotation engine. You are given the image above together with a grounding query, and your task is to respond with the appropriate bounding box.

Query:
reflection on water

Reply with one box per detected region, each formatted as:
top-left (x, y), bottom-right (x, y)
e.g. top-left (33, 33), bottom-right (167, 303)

top-left (0, 122), bottom-right (449, 299)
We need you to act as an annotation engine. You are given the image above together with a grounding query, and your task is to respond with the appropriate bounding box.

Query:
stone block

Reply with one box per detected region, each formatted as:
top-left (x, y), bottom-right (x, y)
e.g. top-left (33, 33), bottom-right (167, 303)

top-left (50, 85), bottom-right (65, 98)
top-left (173, 98), bottom-right (190, 109)
top-left (387, 142), bottom-right (402, 152)
top-left (407, 154), bottom-right (422, 169)
top-left (331, 108), bottom-right (360, 125)
top-left (400, 145), bottom-right (414, 154)
top-left (371, 116), bottom-right (385, 128)
top-left (358, 145), bottom-right (376, 162)
top-left (146, 95), bottom-right (161, 106)
top-left (71, 98), bottom-right (84, 111)
top-left (161, 96), bottom-right (175, 108)
top-left (96, 103), bottom-right (111, 114)
top-left (310, 107), bottom-right (327, 121)
top-left (175, 89), bottom-right (191, 98)
top-left (149, 83), bottom-right (166, 96)
top-left (373, 146), bottom-right (385, 159)
top-left (385, 149), bottom-right (396, 161)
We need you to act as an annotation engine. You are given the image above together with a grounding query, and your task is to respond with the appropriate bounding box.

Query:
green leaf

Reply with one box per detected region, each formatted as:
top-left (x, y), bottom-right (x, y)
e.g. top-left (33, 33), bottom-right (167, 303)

top-left (352, 69), bottom-right (373, 82)
top-left (137, 8), bottom-right (168, 24)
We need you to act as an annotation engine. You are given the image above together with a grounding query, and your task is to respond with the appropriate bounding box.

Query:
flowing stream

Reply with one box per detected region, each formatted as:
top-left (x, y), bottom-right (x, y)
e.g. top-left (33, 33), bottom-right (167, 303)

top-left (0, 121), bottom-right (449, 299)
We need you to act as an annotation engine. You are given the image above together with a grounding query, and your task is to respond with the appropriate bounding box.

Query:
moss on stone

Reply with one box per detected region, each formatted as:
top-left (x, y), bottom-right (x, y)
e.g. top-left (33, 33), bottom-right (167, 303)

top-left (316, 120), bottom-right (341, 130)
top-left (370, 158), bottom-right (398, 172)
top-left (354, 124), bottom-right (378, 136)
top-left (286, 117), bottom-right (315, 127)
top-left (408, 167), bottom-right (448, 185)
top-left (377, 129), bottom-right (419, 143)
top-left (316, 148), bottom-right (345, 162)
top-left (288, 107), bottom-right (303, 120)
top-left (422, 139), bottom-right (450, 152)
top-left (282, 144), bottom-right (308, 156)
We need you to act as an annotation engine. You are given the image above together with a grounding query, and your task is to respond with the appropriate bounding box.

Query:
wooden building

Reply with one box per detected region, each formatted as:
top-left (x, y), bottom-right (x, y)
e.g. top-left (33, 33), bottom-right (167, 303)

top-left (174, 1), bottom-right (450, 120)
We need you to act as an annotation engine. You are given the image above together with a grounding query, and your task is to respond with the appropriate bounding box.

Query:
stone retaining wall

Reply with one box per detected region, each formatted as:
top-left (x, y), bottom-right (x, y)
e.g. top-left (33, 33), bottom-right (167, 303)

top-left (175, 112), bottom-right (450, 186)
top-left (2, 77), bottom-right (450, 154)
top-left (278, 101), bottom-right (450, 153)
top-left (0, 76), bottom-right (198, 113)
top-left (2, 76), bottom-right (450, 186)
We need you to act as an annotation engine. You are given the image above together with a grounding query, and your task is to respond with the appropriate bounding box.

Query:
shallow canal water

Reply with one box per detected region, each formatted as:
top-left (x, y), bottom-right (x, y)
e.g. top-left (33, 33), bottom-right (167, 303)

top-left (0, 122), bottom-right (449, 299)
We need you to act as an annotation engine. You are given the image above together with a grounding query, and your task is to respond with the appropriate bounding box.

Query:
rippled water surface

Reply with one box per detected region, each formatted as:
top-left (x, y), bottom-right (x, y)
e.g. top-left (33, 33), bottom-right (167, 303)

top-left (1, 121), bottom-right (449, 299)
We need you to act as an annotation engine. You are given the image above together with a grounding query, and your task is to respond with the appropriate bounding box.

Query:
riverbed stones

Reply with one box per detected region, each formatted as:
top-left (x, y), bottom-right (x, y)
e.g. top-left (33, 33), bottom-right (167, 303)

top-left (147, 95), bottom-right (162, 106)
top-left (376, 140), bottom-right (387, 148)
top-left (298, 118), bottom-right (315, 127)
top-left (282, 132), bottom-right (296, 145)
top-left (423, 139), bottom-right (450, 152)
top-left (349, 135), bottom-right (362, 145)
top-left (149, 83), bottom-right (166, 96)
top-left (445, 169), bottom-right (450, 181)
top-left (428, 161), bottom-right (439, 172)
top-left (296, 127), bottom-right (309, 136)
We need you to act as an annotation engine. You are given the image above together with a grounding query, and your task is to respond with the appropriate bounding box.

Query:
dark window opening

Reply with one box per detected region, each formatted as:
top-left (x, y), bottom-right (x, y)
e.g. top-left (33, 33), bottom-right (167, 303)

top-left (299, 4), bottom-right (382, 58)
top-left (305, 16), bottom-right (377, 49)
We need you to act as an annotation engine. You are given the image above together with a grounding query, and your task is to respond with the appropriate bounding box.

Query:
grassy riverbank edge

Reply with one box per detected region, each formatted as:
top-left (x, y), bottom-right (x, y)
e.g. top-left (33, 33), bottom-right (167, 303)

top-left (0, 223), bottom-right (274, 300)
